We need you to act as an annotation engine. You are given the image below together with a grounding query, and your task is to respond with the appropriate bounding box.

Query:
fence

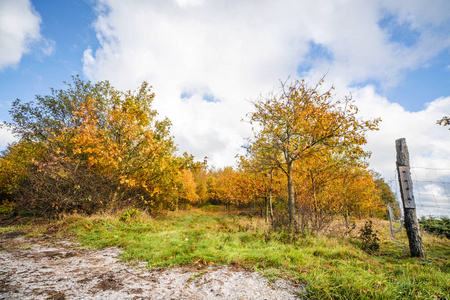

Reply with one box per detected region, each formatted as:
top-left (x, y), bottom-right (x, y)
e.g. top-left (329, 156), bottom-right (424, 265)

top-left (379, 139), bottom-right (448, 257)
top-left (390, 167), bottom-right (450, 218)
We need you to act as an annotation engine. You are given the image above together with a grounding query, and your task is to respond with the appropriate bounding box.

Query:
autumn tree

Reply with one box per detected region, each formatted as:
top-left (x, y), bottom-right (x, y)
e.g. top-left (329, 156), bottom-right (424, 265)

top-left (208, 167), bottom-right (232, 210)
top-left (1, 77), bottom-right (197, 216)
top-left (238, 156), bottom-right (284, 222)
top-left (0, 141), bottom-right (45, 198)
top-left (282, 142), bottom-right (383, 232)
top-left (246, 78), bottom-right (380, 226)
top-left (191, 157), bottom-right (209, 203)
top-left (372, 172), bottom-right (400, 219)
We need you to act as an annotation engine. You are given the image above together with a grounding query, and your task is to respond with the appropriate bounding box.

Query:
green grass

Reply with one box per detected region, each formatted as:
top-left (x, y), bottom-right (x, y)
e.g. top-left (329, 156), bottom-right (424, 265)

top-left (3, 208), bottom-right (450, 299)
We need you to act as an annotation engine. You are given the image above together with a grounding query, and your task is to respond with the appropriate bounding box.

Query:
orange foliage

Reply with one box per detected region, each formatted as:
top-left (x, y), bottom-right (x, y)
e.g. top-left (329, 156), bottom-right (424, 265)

top-left (242, 77), bottom-right (382, 229)
top-left (1, 77), bottom-right (203, 215)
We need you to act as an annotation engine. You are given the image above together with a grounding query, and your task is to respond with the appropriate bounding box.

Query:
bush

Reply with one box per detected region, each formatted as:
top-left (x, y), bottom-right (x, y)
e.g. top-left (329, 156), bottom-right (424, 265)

top-left (0, 200), bottom-right (14, 215)
top-left (12, 154), bottom-right (142, 217)
top-left (419, 217), bottom-right (450, 239)
top-left (358, 220), bottom-right (380, 254)
top-left (1, 78), bottom-right (200, 217)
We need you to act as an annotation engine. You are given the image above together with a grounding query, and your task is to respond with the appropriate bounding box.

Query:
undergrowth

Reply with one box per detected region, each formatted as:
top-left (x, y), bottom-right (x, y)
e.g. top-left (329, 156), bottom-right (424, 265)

top-left (420, 216), bottom-right (450, 239)
top-left (1, 208), bottom-right (449, 299)
top-left (358, 219), bottom-right (380, 254)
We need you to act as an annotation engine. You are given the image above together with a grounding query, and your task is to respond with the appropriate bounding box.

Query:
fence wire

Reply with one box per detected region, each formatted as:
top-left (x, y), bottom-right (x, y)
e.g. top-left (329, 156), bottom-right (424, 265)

top-left (386, 166), bottom-right (450, 243)
top-left (392, 167), bottom-right (450, 218)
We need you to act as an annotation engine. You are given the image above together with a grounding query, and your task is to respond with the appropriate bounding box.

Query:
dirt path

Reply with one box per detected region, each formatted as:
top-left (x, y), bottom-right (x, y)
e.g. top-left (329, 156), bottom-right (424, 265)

top-left (0, 232), bottom-right (304, 299)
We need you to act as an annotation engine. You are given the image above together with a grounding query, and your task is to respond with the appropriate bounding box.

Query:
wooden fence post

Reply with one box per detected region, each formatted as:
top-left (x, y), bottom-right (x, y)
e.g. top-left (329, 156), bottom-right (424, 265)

top-left (395, 138), bottom-right (425, 257)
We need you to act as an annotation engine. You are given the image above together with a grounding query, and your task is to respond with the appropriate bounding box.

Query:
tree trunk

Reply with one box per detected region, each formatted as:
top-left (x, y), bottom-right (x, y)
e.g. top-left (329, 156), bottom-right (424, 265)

top-left (269, 169), bottom-right (274, 222)
top-left (310, 170), bottom-right (319, 229)
top-left (287, 163), bottom-right (295, 226)
top-left (264, 197), bottom-right (268, 223)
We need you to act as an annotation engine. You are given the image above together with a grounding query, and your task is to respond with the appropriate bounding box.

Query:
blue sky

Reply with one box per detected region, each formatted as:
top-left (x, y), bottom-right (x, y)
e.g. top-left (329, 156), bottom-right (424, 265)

top-left (1, 0), bottom-right (450, 216)
top-left (0, 0), bottom-right (98, 121)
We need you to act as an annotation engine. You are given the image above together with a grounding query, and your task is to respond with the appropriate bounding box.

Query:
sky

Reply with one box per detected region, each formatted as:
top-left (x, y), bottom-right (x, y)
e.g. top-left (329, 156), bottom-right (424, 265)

top-left (1, 0), bottom-right (450, 216)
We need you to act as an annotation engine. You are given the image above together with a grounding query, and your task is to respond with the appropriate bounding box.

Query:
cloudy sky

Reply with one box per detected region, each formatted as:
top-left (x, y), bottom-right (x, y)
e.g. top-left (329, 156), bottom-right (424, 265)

top-left (1, 0), bottom-right (449, 215)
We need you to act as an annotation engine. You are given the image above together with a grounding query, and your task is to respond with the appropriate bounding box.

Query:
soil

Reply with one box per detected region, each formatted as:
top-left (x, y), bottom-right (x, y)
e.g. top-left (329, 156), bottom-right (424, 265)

top-left (0, 231), bottom-right (305, 299)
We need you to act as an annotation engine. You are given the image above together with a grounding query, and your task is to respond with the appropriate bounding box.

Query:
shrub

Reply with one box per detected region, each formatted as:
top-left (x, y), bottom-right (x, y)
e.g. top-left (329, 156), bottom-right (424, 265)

top-left (12, 153), bottom-right (144, 217)
top-left (358, 220), bottom-right (380, 254)
top-left (419, 217), bottom-right (450, 239)
top-left (2, 77), bottom-right (200, 217)
top-left (119, 208), bottom-right (141, 222)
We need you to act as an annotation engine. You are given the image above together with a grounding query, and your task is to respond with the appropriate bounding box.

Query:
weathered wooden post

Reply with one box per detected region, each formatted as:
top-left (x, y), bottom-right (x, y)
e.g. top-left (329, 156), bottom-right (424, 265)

top-left (395, 138), bottom-right (425, 257)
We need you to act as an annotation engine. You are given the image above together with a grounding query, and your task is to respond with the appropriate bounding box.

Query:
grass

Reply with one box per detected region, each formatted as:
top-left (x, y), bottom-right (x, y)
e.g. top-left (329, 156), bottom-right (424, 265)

top-left (2, 208), bottom-right (449, 299)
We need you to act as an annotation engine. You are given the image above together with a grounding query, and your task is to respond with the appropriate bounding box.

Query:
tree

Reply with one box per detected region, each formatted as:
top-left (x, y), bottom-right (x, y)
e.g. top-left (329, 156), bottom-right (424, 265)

top-left (246, 78), bottom-right (380, 226)
top-left (289, 147), bottom-right (383, 231)
top-left (174, 169), bottom-right (200, 209)
top-left (1, 76), bottom-right (195, 215)
top-left (237, 156), bottom-right (284, 222)
top-left (372, 172), bottom-right (400, 219)
top-left (208, 167), bottom-right (239, 211)
top-left (0, 141), bottom-right (45, 197)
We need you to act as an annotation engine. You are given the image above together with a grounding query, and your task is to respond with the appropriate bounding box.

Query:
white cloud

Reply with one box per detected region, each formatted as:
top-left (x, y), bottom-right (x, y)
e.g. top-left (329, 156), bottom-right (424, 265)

top-left (300, 0), bottom-right (450, 87)
top-left (353, 87), bottom-right (450, 177)
top-left (82, 0), bottom-right (450, 174)
top-left (0, 125), bottom-right (16, 148)
top-left (351, 87), bottom-right (450, 216)
top-left (40, 37), bottom-right (56, 57)
top-left (0, 0), bottom-right (42, 70)
top-left (175, 0), bottom-right (204, 8)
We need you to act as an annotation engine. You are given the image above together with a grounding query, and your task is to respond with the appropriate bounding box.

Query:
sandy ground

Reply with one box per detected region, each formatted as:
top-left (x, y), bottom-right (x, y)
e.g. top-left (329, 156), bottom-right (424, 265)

top-left (0, 231), bottom-right (305, 299)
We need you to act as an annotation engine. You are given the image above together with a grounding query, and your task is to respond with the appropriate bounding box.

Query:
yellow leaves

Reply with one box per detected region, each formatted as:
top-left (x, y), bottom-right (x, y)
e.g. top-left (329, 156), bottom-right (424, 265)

top-left (119, 177), bottom-right (137, 188)
top-left (242, 77), bottom-right (383, 224)
top-left (176, 169), bottom-right (200, 203)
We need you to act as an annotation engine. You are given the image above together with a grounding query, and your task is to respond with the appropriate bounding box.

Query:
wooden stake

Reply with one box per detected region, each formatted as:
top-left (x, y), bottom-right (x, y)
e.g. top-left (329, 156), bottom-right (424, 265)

top-left (395, 138), bottom-right (425, 257)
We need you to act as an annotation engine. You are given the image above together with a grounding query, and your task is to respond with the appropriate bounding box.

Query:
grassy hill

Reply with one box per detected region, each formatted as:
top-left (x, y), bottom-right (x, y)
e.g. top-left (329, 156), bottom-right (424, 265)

top-left (1, 207), bottom-right (449, 299)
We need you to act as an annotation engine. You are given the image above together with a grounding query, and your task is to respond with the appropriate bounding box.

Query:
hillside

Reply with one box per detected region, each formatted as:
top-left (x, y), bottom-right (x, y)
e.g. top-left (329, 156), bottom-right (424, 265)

top-left (1, 208), bottom-right (449, 299)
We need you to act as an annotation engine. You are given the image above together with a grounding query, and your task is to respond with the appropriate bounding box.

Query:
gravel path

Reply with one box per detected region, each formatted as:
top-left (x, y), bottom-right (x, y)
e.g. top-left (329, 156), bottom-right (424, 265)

top-left (0, 232), bottom-right (305, 299)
